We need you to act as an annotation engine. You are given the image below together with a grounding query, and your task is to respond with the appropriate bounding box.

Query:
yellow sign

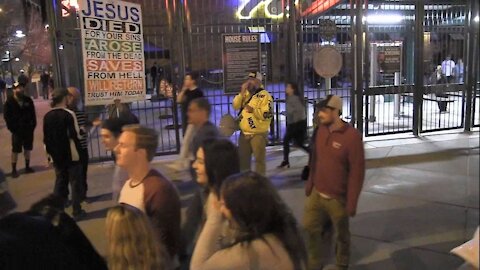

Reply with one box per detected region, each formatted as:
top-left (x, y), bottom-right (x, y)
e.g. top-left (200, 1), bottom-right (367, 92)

top-left (236, 0), bottom-right (298, 20)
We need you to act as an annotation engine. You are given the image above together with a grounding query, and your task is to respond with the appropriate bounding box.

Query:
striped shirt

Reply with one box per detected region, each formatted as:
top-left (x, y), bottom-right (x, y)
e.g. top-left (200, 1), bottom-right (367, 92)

top-left (73, 109), bottom-right (88, 150)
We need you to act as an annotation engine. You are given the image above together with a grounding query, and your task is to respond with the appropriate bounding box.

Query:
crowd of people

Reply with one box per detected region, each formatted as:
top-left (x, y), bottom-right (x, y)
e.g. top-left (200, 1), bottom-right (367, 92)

top-left (3, 69), bottom-right (474, 270)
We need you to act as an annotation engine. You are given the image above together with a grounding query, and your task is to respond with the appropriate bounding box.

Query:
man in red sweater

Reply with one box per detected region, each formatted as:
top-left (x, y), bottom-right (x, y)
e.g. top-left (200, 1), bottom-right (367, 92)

top-left (303, 95), bottom-right (365, 270)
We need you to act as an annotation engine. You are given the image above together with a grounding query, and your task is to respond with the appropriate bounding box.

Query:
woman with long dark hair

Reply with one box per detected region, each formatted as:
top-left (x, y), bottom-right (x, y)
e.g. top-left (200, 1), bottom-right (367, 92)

top-left (190, 171), bottom-right (307, 270)
top-left (279, 82), bottom-right (309, 168)
top-left (180, 139), bottom-right (240, 267)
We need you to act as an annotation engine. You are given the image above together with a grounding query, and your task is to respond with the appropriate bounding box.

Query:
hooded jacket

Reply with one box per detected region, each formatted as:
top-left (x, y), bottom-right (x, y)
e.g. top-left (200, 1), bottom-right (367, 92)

top-left (232, 88), bottom-right (273, 135)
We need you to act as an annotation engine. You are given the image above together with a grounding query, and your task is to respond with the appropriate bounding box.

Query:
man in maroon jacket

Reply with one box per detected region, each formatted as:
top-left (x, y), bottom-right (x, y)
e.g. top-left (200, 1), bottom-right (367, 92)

top-left (303, 95), bottom-right (365, 270)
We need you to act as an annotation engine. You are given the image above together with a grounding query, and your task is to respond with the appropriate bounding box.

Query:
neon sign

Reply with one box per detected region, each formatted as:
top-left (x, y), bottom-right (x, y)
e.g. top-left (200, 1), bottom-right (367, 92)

top-left (236, 0), bottom-right (299, 20)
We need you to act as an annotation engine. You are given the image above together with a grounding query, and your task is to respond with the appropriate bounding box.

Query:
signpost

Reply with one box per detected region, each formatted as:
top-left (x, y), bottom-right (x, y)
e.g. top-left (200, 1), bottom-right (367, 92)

top-left (313, 46), bottom-right (342, 95)
top-left (79, 0), bottom-right (146, 106)
top-left (222, 33), bottom-right (261, 94)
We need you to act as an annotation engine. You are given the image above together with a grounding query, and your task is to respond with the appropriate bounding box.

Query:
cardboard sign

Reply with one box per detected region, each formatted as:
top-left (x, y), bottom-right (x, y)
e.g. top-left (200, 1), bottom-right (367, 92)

top-left (79, 0), bottom-right (146, 106)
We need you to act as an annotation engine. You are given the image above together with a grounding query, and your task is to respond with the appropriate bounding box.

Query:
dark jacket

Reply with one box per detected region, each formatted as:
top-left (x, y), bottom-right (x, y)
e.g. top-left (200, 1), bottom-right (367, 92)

top-left (0, 212), bottom-right (107, 270)
top-left (43, 108), bottom-right (80, 169)
top-left (3, 94), bottom-right (36, 134)
top-left (190, 121), bottom-right (219, 157)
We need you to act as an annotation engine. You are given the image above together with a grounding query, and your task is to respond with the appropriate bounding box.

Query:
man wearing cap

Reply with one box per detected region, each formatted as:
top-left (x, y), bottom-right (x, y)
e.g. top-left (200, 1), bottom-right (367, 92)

top-left (232, 72), bottom-right (273, 176)
top-left (3, 82), bottom-right (37, 178)
top-left (44, 88), bottom-right (85, 219)
top-left (303, 95), bottom-right (365, 270)
top-left (17, 70), bottom-right (29, 87)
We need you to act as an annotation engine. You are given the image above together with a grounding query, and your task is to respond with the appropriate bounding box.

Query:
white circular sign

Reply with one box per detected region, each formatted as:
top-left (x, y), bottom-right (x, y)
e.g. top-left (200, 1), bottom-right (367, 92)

top-left (313, 46), bottom-right (343, 78)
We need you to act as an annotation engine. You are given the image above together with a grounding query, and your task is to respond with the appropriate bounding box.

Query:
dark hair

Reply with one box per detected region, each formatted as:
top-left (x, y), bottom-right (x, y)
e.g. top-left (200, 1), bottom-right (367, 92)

top-left (201, 139), bottom-right (240, 195)
top-left (101, 118), bottom-right (127, 138)
top-left (190, 97), bottom-right (211, 116)
top-left (221, 172), bottom-right (307, 270)
top-left (287, 82), bottom-right (300, 97)
top-left (50, 87), bottom-right (69, 108)
top-left (185, 71), bottom-right (200, 85)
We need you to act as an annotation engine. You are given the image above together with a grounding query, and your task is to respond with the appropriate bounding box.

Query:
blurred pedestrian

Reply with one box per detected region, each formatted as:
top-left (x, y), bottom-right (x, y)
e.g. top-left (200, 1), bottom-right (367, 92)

top-left (455, 58), bottom-right (464, 84)
top-left (106, 205), bottom-right (172, 270)
top-left (303, 95), bottom-right (365, 270)
top-left (181, 138), bottom-right (239, 268)
top-left (278, 82), bottom-right (309, 168)
top-left (190, 171), bottom-right (307, 270)
top-left (67, 87), bottom-right (89, 201)
top-left (186, 98), bottom-right (219, 177)
top-left (99, 118), bottom-right (130, 202)
top-left (0, 169), bottom-right (16, 217)
top-left (107, 99), bottom-right (138, 123)
top-left (441, 55), bottom-right (456, 84)
top-left (17, 70), bottom-right (29, 86)
top-left (40, 71), bottom-right (50, 100)
top-left (233, 72), bottom-right (273, 176)
top-left (43, 88), bottom-right (85, 219)
top-left (177, 72), bottom-right (204, 135)
top-left (0, 77), bottom-right (6, 102)
top-left (3, 82), bottom-right (36, 178)
top-left (115, 125), bottom-right (181, 262)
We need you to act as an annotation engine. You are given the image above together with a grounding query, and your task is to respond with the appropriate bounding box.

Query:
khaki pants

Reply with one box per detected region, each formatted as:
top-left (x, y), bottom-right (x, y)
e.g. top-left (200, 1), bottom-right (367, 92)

top-left (303, 192), bottom-right (350, 270)
top-left (238, 133), bottom-right (267, 176)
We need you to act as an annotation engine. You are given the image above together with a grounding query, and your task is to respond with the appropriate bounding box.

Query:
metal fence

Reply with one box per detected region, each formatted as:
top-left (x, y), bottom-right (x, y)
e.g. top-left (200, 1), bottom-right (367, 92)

top-left (45, 0), bottom-right (479, 161)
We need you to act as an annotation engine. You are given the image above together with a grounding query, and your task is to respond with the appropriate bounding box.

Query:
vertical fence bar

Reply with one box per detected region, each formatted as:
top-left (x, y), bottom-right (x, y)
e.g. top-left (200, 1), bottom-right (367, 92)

top-left (464, 0), bottom-right (479, 131)
top-left (413, 0), bottom-right (424, 136)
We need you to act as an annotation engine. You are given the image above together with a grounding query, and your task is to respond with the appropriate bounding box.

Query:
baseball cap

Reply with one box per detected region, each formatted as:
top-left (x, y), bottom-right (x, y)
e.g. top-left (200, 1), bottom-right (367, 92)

top-left (248, 71), bottom-right (263, 81)
top-left (316, 95), bottom-right (343, 111)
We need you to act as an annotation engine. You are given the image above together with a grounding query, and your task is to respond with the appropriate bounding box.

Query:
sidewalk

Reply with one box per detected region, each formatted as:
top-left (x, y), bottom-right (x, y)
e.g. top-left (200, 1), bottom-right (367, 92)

top-left (0, 98), bottom-right (478, 269)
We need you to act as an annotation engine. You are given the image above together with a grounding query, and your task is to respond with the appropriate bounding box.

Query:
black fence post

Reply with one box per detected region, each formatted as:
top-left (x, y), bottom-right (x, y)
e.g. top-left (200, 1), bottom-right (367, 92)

top-left (413, 0), bottom-right (424, 136)
top-left (464, 0), bottom-right (479, 131)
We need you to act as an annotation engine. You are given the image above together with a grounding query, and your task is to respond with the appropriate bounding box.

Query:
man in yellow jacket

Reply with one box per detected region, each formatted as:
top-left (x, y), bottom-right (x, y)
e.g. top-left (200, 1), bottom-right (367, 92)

top-left (232, 72), bottom-right (273, 176)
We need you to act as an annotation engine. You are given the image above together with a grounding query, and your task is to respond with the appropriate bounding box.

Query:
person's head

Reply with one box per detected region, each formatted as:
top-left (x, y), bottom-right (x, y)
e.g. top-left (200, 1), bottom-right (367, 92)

top-left (114, 125), bottom-right (158, 169)
top-left (106, 205), bottom-right (169, 270)
top-left (13, 82), bottom-right (25, 95)
top-left (50, 87), bottom-right (69, 108)
top-left (66, 87), bottom-right (81, 108)
top-left (286, 82), bottom-right (300, 97)
top-left (446, 55), bottom-right (451, 60)
top-left (192, 139), bottom-right (240, 194)
top-left (188, 98), bottom-right (211, 126)
top-left (316, 95), bottom-right (343, 126)
top-left (220, 172), bottom-right (307, 269)
top-left (100, 118), bottom-right (127, 151)
top-left (184, 71), bottom-right (199, 89)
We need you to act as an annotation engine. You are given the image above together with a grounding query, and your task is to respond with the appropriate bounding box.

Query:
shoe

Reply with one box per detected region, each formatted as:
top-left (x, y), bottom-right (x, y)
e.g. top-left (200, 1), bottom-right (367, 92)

top-left (72, 209), bottom-right (87, 221)
top-left (277, 161), bottom-right (290, 168)
top-left (25, 167), bottom-right (35, 174)
top-left (301, 166), bottom-right (310, 181)
top-left (11, 171), bottom-right (19, 178)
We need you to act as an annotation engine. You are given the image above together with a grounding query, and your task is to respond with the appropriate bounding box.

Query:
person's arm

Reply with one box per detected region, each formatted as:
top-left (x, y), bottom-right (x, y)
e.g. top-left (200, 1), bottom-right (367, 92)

top-left (252, 92), bottom-right (273, 121)
top-left (144, 179), bottom-right (181, 256)
top-left (346, 131), bottom-right (365, 217)
top-left (190, 195), bottom-right (249, 270)
top-left (30, 99), bottom-right (37, 129)
top-left (3, 100), bottom-right (14, 132)
top-left (180, 189), bottom-right (205, 256)
top-left (176, 87), bottom-right (188, 103)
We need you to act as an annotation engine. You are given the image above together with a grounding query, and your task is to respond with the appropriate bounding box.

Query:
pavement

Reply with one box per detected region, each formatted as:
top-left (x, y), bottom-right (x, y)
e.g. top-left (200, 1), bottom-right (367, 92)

top-left (0, 98), bottom-right (479, 270)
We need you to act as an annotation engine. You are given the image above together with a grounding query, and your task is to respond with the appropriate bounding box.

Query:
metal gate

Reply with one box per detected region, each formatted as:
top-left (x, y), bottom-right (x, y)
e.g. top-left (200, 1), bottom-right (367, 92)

top-left (46, 0), bottom-right (479, 161)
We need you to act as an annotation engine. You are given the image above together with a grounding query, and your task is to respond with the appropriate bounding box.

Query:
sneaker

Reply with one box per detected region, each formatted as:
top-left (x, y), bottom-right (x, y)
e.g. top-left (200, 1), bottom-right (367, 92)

top-left (11, 171), bottom-right (19, 178)
top-left (25, 167), bottom-right (35, 174)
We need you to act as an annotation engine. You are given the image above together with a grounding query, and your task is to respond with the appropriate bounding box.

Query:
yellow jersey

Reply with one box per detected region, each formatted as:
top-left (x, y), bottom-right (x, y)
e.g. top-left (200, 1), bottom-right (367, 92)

top-left (232, 89), bottom-right (273, 134)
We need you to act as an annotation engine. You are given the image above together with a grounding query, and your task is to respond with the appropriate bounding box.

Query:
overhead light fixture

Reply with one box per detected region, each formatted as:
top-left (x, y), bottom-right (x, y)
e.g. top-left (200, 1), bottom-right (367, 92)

top-left (59, 44), bottom-right (64, 50)
top-left (15, 58), bottom-right (19, 61)
top-left (5, 50), bottom-right (10, 55)
top-left (365, 14), bottom-right (403, 24)
top-left (474, 15), bottom-right (479, 23)
top-left (1, 58), bottom-right (9, 62)
top-left (15, 30), bottom-right (25, 38)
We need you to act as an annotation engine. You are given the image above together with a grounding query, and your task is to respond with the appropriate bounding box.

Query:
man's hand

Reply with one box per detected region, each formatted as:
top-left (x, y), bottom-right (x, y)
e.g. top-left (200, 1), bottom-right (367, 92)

top-left (240, 82), bottom-right (249, 96)
top-left (245, 105), bottom-right (254, 113)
